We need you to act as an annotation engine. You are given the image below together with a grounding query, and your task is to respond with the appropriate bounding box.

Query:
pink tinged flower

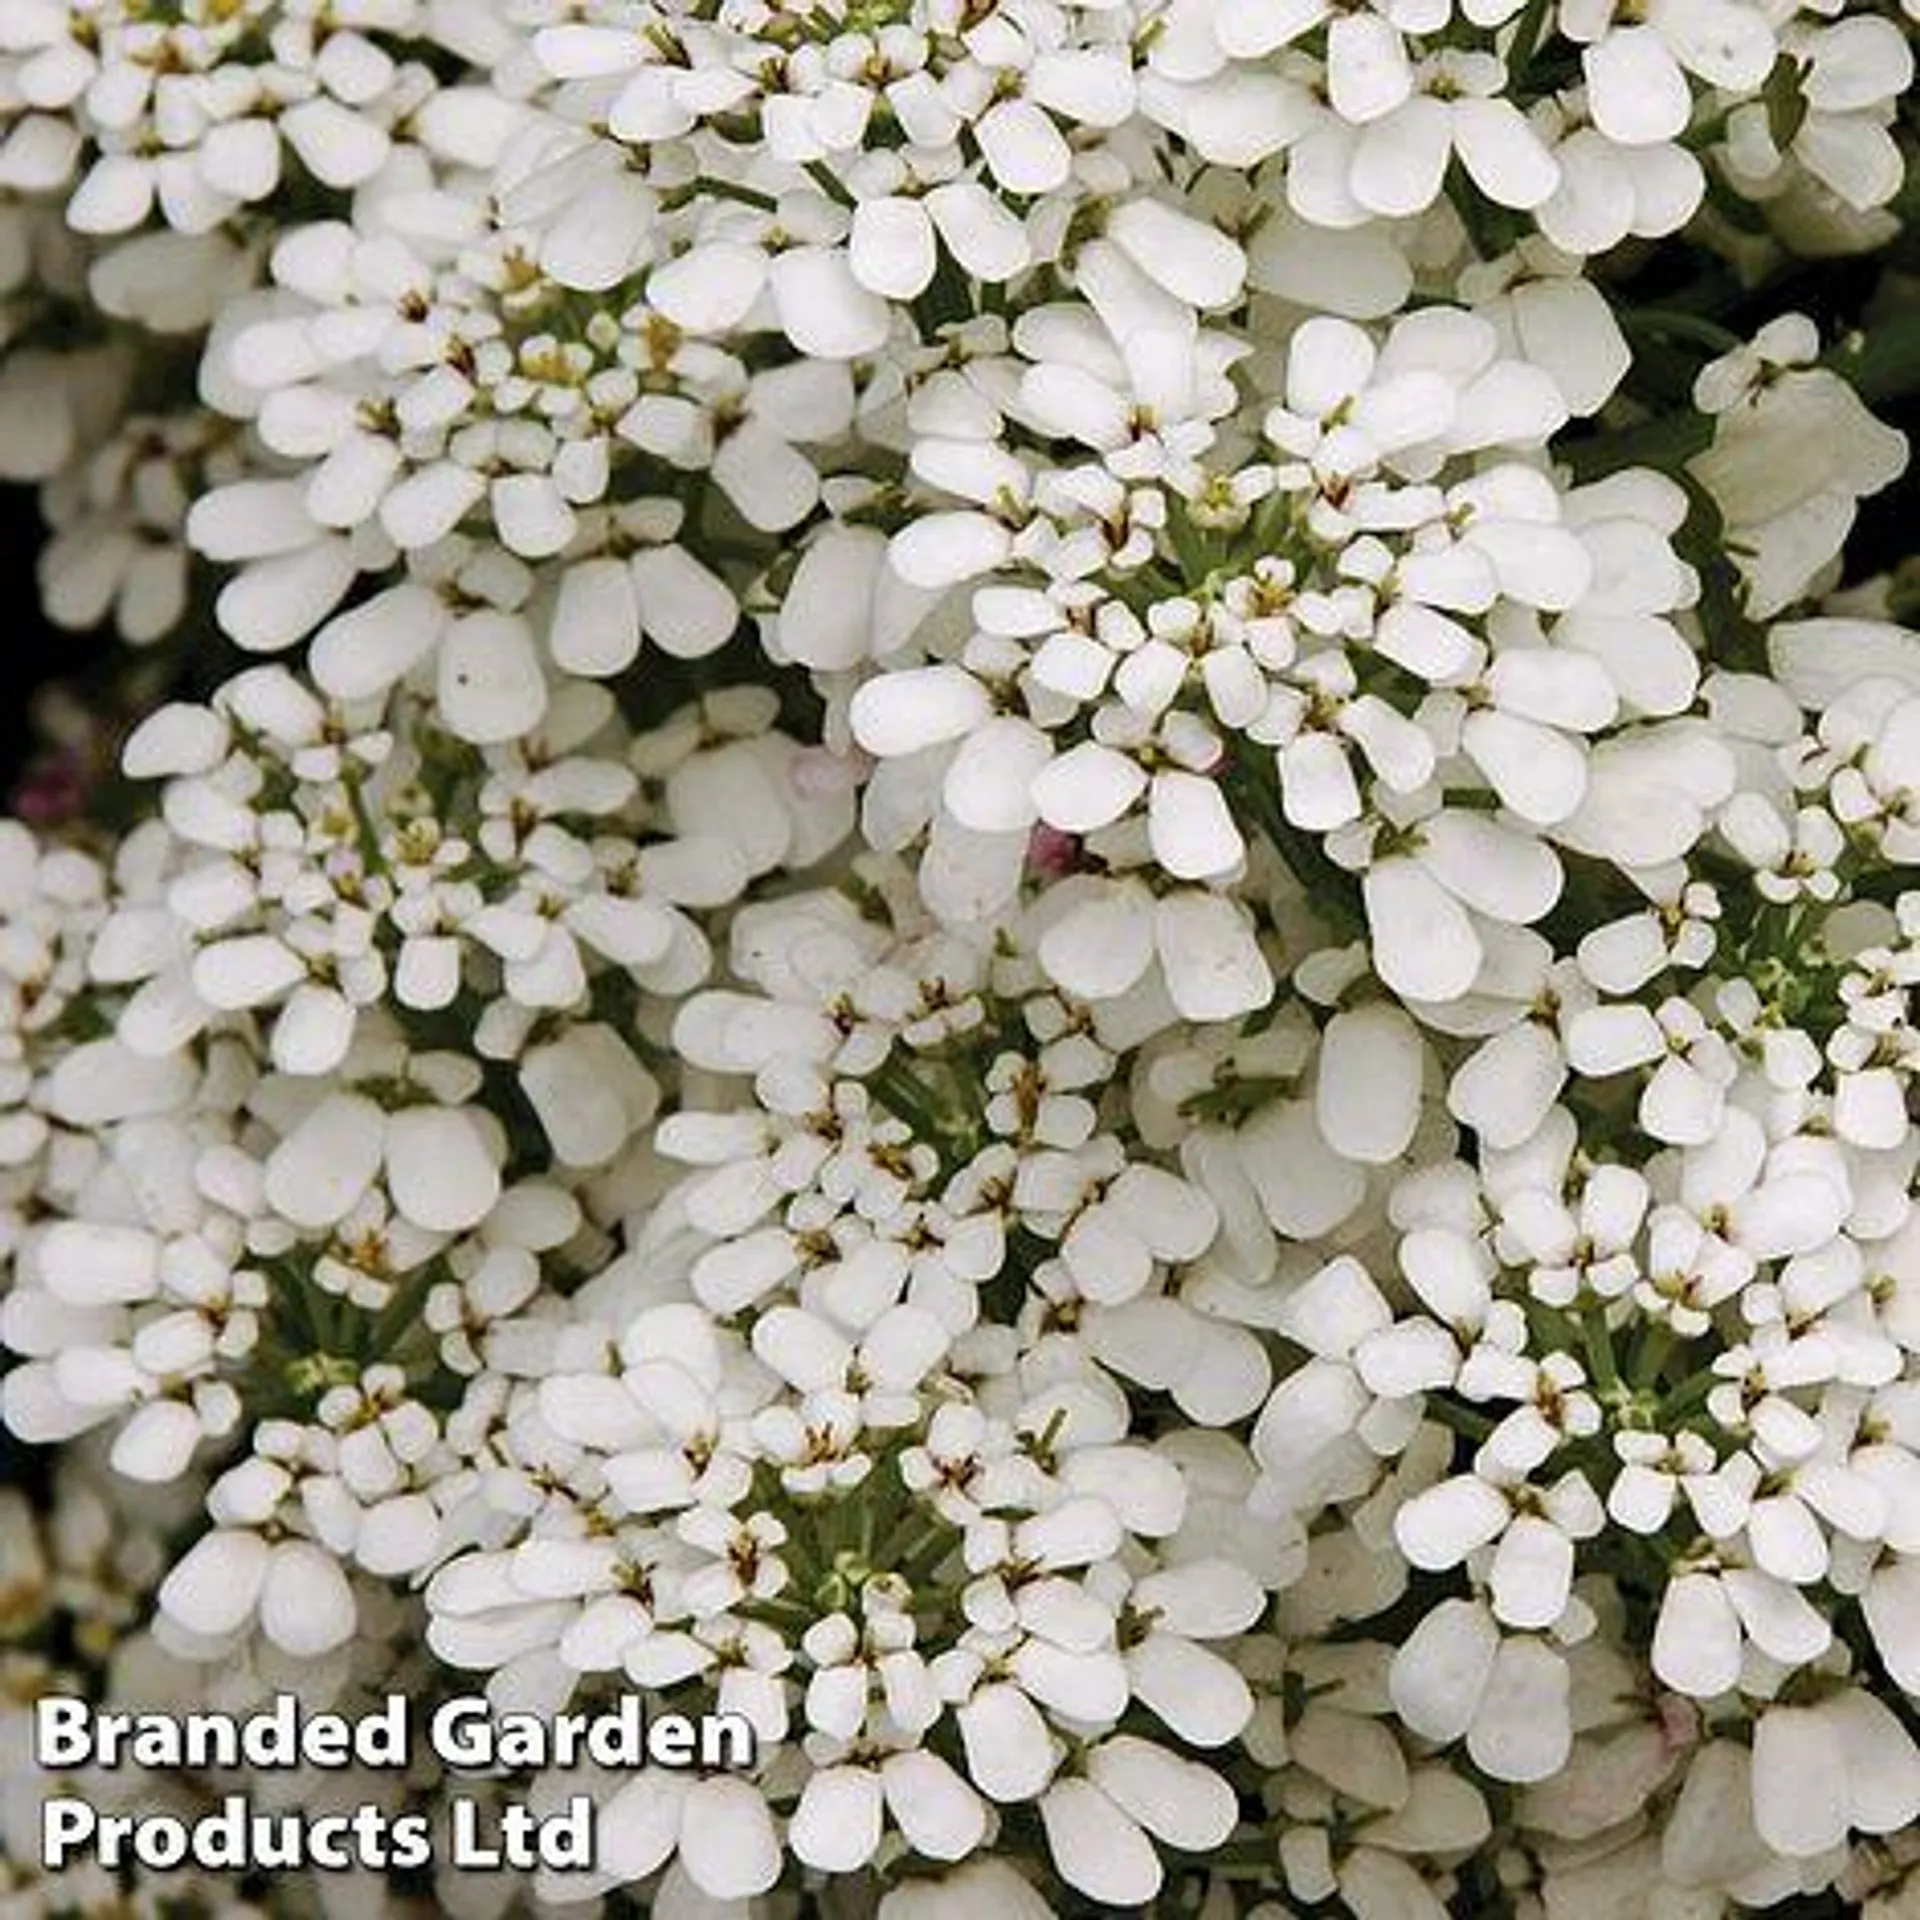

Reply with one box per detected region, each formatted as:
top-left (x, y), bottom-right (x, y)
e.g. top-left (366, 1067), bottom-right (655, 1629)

top-left (1027, 823), bottom-right (1082, 878)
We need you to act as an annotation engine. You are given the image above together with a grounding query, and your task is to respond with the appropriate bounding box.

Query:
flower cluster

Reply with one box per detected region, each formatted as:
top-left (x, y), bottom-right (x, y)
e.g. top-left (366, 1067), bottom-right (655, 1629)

top-left (1, 0), bottom-right (1918, 1915)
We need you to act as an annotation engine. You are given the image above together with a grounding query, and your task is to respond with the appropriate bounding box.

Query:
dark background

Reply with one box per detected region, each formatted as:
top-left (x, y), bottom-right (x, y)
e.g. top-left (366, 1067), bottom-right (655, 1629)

top-left (2, 480), bottom-right (116, 799)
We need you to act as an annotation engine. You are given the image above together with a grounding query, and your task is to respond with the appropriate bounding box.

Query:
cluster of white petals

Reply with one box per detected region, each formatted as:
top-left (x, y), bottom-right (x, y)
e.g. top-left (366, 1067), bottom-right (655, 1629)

top-left (1, 0), bottom-right (1917, 1916)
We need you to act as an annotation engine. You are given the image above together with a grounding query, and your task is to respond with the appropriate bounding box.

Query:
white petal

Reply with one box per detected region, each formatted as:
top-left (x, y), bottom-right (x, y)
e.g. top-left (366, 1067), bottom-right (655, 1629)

top-left (123, 704), bottom-right (228, 779)
top-left (1488, 1514), bottom-right (1573, 1630)
top-left (632, 546), bottom-right (737, 658)
top-left (280, 98), bottom-right (387, 188)
top-left (1448, 1022), bottom-right (1565, 1150)
top-left (259, 1540), bottom-right (355, 1657)
top-left (1107, 199), bottom-right (1246, 311)
top-left (1418, 812), bottom-right (1561, 924)
top-left (492, 473), bottom-right (577, 560)
top-left (781, 526), bottom-right (888, 669)
top-left (1751, 1706), bottom-right (1848, 1857)
top-left (789, 1767), bottom-right (882, 1873)
top-left (1665, 0), bottom-right (1775, 89)
top-left (158, 1529), bottom-right (269, 1638)
top-left (551, 558), bottom-right (641, 678)
top-left (385, 1106), bottom-right (500, 1234)
top-left (1828, 1690), bottom-right (1920, 1837)
top-left (1585, 30), bottom-right (1690, 146)
top-left (265, 1092), bottom-right (385, 1230)
top-left (713, 421), bottom-right (818, 534)
top-left (1316, 1002), bottom-right (1423, 1165)
top-left (1355, 1321), bottom-right (1459, 1397)
top-left (1863, 1561), bottom-right (1920, 1694)
top-left (1389, 1599), bottom-right (1497, 1743)
top-left (943, 717), bottom-right (1049, 833)
top-left (852, 666), bottom-right (992, 757)
top-left (958, 1683), bottom-right (1057, 1802)
top-left (1746, 1494), bottom-right (1827, 1586)
top-left (1463, 711), bottom-right (1587, 825)
top-left (270, 983), bottom-right (356, 1077)
top-left (976, 97), bottom-right (1071, 195)
top-left (677, 1778), bottom-right (781, 1899)
top-left (1351, 96), bottom-right (1453, 218)
top-left (539, 176), bottom-right (653, 293)
top-left (850, 197), bottom-right (936, 300)
top-left (1328, 12), bottom-right (1412, 122)
top-left (925, 180), bottom-right (1032, 282)
top-left (215, 547), bottom-right (357, 653)
top-left (1396, 1476), bottom-right (1510, 1570)
top-left (881, 1751), bottom-right (987, 1861)
top-left (1086, 1737), bottom-right (1237, 1851)
top-left (110, 1399), bottom-right (204, 1484)
top-left (1149, 770), bottom-right (1243, 880)
top-left (439, 610), bottom-right (547, 745)
top-left (521, 1029), bottom-right (648, 1169)
top-left (1032, 741), bottom-right (1149, 833)
top-left (1451, 98), bottom-right (1559, 210)
top-left (595, 1774), bottom-right (684, 1884)
top-left (35, 1221), bottom-right (157, 1307)
top-left (1038, 884), bottom-right (1156, 1001)
top-left (192, 933), bottom-right (304, 1010)
top-left (889, 511), bottom-right (1013, 590)
top-left (69, 154), bottom-right (155, 234)
top-left (1154, 891), bottom-right (1272, 1022)
top-left (1280, 732), bottom-right (1363, 830)
top-left (1652, 1573), bottom-right (1743, 1699)
top-left (1721, 1568), bottom-right (1831, 1667)
top-left (770, 247), bottom-right (892, 359)
top-left (1467, 1638), bottom-right (1570, 1783)
top-left (1364, 858), bottom-right (1480, 1002)
top-left (379, 461), bottom-right (485, 550)
top-left (312, 586), bottom-right (446, 701)
top-left (1040, 1780), bottom-right (1162, 1906)
top-left (1769, 617), bottom-right (1920, 710)
top-left (1239, 1099), bottom-right (1366, 1237)
top-left (649, 242), bottom-right (766, 332)
top-left (1126, 1634), bottom-right (1252, 1747)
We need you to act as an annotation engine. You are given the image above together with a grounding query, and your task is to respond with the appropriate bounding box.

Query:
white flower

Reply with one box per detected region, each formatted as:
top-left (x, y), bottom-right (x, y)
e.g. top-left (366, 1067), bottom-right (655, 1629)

top-left (1389, 1597), bottom-right (1574, 1782)
top-left (1563, 0), bottom-right (1775, 148)
top-left (1292, 50), bottom-right (1561, 225)
top-left (1751, 1690), bottom-right (1920, 1859)
top-left (1689, 324), bottom-right (1908, 618)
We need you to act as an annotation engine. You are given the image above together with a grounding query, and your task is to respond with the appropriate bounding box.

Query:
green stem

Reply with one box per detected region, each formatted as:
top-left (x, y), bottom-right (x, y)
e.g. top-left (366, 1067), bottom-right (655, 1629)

top-left (1425, 1398), bottom-right (1496, 1443)
top-left (338, 762), bottom-right (385, 874)
top-left (1620, 308), bottom-right (1743, 356)
top-left (1504, 0), bottom-right (1555, 92)
top-left (1581, 1305), bottom-right (1621, 1395)
top-left (1631, 1320), bottom-right (1677, 1390)
top-left (805, 160), bottom-right (855, 209)
top-left (1656, 1368), bottom-right (1720, 1427)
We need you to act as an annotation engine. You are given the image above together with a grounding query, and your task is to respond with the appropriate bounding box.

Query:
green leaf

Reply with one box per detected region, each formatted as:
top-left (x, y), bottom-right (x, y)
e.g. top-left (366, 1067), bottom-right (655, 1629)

top-left (1762, 52), bottom-right (1809, 153)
